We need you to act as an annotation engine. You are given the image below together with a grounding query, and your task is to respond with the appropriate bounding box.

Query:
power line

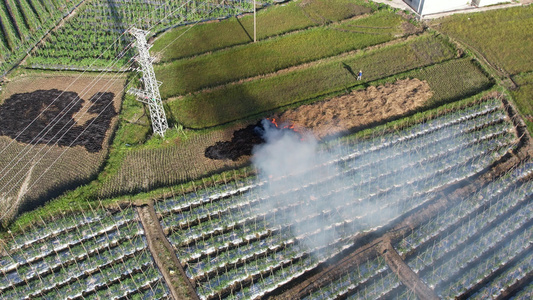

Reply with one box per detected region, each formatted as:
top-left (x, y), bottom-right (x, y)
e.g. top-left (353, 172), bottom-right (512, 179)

top-left (0, 68), bottom-right (131, 220)
top-left (0, 0), bottom-right (235, 220)
top-left (0, 0), bottom-right (198, 157)
top-left (0, 0), bottom-right (201, 183)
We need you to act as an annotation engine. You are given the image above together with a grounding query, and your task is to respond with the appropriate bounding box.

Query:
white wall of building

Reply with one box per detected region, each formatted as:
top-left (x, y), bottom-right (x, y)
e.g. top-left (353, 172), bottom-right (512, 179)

top-left (404, 0), bottom-right (472, 15)
top-left (422, 0), bottom-right (471, 14)
top-left (475, 0), bottom-right (511, 7)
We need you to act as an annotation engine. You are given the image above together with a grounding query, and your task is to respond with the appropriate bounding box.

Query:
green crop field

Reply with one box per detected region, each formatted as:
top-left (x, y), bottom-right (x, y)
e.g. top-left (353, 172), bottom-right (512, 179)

top-left (433, 5), bottom-right (533, 76)
top-left (166, 34), bottom-right (456, 128)
top-left (430, 5), bottom-right (533, 135)
top-left (510, 72), bottom-right (533, 134)
top-left (405, 58), bottom-right (492, 106)
top-left (0, 0), bottom-right (83, 76)
top-left (150, 0), bottom-right (374, 62)
top-left (155, 11), bottom-right (407, 97)
top-left (25, 0), bottom-right (263, 70)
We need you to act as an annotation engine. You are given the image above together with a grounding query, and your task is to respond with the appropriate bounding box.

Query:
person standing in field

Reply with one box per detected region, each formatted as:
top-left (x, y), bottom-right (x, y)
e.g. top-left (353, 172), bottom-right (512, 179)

top-left (357, 70), bottom-right (362, 80)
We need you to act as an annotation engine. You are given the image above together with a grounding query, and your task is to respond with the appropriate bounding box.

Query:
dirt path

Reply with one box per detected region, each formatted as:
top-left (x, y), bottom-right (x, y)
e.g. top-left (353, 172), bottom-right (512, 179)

top-left (380, 239), bottom-right (439, 300)
top-left (137, 203), bottom-right (199, 300)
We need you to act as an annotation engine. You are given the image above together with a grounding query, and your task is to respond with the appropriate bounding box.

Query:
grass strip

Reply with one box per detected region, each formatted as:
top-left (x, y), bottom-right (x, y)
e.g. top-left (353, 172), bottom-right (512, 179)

top-left (167, 34), bottom-right (455, 128)
top-left (155, 10), bottom-right (406, 98)
top-left (510, 72), bottom-right (533, 135)
top-left (150, 0), bottom-right (373, 61)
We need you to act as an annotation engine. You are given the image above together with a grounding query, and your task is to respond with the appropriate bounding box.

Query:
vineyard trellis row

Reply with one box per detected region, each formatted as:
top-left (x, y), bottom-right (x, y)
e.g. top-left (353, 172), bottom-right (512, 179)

top-left (154, 97), bottom-right (525, 299)
top-left (469, 250), bottom-right (533, 299)
top-left (26, 0), bottom-right (274, 70)
top-left (0, 205), bottom-right (171, 299)
top-left (1, 0), bottom-right (276, 75)
top-left (0, 0), bottom-right (84, 76)
top-left (301, 256), bottom-right (402, 300)
top-left (394, 158), bottom-right (533, 299)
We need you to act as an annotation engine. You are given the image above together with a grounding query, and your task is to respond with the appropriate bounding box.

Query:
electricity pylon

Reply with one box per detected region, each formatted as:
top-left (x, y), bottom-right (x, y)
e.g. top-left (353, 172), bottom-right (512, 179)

top-left (128, 27), bottom-right (169, 137)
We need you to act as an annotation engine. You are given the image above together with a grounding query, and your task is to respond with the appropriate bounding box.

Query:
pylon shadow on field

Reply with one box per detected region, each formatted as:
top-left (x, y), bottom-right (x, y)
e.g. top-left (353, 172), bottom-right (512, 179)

top-left (236, 16), bottom-right (253, 42)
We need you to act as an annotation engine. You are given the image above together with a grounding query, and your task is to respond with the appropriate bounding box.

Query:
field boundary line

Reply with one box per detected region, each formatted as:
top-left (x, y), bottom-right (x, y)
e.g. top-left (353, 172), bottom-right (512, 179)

top-left (137, 203), bottom-right (199, 300)
top-left (165, 32), bottom-right (426, 102)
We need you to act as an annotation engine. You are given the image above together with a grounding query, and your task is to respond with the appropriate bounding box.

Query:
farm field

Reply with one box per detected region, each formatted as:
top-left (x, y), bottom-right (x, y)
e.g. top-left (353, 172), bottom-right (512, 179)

top-left (0, 0), bottom-right (532, 300)
top-left (429, 5), bottom-right (533, 135)
top-left (150, 0), bottom-right (374, 62)
top-left (24, 0), bottom-right (263, 70)
top-left (155, 10), bottom-right (408, 97)
top-left (432, 5), bottom-right (533, 76)
top-left (154, 96), bottom-right (526, 299)
top-left (2, 93), bottom-right (531, 300)
top-left (0, 73), bottom-right (125, 223)
top-left (164, 51), bottom-right (491, 128)
top-left (510, 72), bottom-right (533, 136)
top-left (0, 0), bottom-right (83, 76)
top-left (0, 205), bottom-right (173, 299)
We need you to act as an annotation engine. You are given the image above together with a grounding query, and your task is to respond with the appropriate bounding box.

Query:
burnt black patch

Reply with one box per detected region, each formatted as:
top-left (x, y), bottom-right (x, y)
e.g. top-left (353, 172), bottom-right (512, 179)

top-left (205, 119), bottom-right (300, 161)
top-left (205, 122), bottom-right (265, 161)
top-left (0, 89), bottom-right (117, 152)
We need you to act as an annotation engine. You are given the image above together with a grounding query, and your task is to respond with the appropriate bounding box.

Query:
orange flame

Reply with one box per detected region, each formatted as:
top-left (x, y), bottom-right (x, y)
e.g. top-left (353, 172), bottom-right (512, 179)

top-left (267, 118), bottom-right (298, 132)
top-left (265, 118), bottom-right (304, 141)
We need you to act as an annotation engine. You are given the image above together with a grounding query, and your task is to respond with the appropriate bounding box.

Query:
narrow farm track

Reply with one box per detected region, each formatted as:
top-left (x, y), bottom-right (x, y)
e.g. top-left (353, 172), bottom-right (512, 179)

top-left (380, 240), bottom-right (438, 300)
top-left (137, 204), bottom-right (199, 300)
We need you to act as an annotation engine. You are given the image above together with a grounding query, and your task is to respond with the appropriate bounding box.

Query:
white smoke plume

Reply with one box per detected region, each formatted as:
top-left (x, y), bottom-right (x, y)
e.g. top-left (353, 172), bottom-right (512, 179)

top-left (251, 119), bottom-right (398, 254)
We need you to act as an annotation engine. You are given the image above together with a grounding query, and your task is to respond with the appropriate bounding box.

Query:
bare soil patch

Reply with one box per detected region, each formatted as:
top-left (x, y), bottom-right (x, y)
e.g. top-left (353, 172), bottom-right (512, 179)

top-left (276, 78), bottom-right (433, 139)
top-left (205, 78), bottom-right (432, 161)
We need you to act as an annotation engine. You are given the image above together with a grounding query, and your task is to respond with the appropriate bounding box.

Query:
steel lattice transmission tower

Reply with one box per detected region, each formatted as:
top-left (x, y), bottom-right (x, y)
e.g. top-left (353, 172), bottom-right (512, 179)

top-left (128, 27), bottom-right (169, 137)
